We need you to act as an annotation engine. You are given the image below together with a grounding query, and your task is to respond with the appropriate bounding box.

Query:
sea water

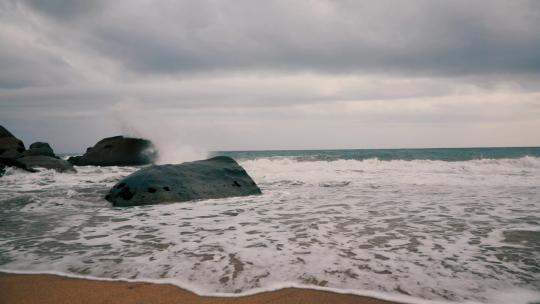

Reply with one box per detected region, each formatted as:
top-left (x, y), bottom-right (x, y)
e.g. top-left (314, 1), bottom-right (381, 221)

top-left (1, 147), bottom-right (539, 304)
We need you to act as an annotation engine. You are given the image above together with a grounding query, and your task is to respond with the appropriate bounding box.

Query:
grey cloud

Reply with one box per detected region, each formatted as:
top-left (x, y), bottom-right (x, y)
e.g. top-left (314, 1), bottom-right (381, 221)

top-left (20, 0), bottom-right (103, 20)
top-left (7, 0), bottom-right (540, 80)
top-left (0, 74), bottom-right (488, 111)
top-left (1, 0), bottom-right (540, 151)
top-left (0, 39), bottom-right (75, 89)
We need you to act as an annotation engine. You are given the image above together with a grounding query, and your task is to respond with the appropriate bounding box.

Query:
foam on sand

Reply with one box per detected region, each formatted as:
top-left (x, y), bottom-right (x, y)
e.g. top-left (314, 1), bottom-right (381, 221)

top-left (1, 157), bottom-right (539, 304)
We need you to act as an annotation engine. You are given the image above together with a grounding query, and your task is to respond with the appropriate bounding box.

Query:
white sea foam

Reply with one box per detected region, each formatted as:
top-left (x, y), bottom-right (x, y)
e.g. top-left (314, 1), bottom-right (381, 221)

top-left (105, 101), bottom-right (208, 164)
top-left (1, 157), bottom-right (539, 304)
top-left (0, 269), bottom-right (488, 304)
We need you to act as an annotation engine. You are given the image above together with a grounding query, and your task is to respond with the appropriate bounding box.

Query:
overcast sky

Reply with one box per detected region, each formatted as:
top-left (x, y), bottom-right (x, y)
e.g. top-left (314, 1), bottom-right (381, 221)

top-left (1, 0), bottom-right (539, 154)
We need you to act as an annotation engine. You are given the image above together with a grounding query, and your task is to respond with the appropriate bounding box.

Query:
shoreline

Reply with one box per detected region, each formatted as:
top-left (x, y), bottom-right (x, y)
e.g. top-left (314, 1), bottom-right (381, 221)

top-left (0, 272), bottom-right (405, 304)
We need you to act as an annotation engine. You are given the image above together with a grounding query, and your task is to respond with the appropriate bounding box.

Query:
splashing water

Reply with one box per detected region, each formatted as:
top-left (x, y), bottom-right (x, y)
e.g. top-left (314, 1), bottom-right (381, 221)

top-left (105, 101), bottom-right (208, 164)
top-left (1, 154), bottom-right (539, 304)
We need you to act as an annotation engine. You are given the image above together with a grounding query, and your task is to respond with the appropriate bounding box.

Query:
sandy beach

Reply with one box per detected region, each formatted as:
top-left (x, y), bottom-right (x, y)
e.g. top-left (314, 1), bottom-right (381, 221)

top-left (0, 272), bottom-right (401, 304)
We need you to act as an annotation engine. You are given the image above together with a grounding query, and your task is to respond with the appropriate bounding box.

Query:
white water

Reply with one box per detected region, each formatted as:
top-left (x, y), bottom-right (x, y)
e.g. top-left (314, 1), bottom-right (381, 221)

top-left (1, 157), bottom-right (539, 304)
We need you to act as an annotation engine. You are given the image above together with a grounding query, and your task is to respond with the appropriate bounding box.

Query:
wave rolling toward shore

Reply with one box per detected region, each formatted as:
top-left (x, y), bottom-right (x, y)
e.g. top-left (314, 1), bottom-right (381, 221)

top-left (1, 148), bottom-right (540, 304)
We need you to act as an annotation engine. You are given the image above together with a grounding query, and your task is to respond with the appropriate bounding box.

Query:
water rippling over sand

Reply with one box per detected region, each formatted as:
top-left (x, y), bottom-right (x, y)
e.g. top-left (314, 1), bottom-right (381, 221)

top-left (1, 157), bottom-right (539, 304)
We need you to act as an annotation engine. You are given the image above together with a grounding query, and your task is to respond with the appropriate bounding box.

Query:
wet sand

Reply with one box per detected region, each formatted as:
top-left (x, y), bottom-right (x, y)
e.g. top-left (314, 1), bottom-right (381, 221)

top-left (0, 272), bottom-right (401, 304)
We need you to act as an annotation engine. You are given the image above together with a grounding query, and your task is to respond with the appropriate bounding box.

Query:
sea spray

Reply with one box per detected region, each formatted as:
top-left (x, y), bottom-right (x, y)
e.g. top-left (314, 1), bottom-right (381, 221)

top-left (106, 101), bottom-right (208, 164)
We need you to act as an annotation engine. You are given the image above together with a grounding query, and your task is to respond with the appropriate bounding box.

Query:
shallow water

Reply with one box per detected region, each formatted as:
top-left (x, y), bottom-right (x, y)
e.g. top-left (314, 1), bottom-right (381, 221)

top-left (1, 155), bottom-right (540, 304)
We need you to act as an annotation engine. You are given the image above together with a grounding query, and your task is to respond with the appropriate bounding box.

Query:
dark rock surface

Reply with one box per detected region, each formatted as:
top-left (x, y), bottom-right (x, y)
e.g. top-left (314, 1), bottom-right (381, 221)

top-left (105, 156), bottom-right (261, 207)
top-left (0, 125), bottom-right (76, 175)
top-left (0, 125), bottom-right (25, 158)
top-left (0, 157), bottom-right (38, 176)
top-left (23, 142), bottom-right (56, 157)
top-left (0, 125), bottom-right (14, 138)
top-left (68, 136), bottom-right (157, 166)
top-left (0, 149), bottom-right (23, 159)
top-left (18, 156), bottom-right (77, 173)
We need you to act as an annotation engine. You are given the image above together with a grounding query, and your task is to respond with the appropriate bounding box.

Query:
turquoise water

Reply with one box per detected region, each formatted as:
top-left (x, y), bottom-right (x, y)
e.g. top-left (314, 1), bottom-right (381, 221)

top-left (216, 146), bottom-right (540, 161)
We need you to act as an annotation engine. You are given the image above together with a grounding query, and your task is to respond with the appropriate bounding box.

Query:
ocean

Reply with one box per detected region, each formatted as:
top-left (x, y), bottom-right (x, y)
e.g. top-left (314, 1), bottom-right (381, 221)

top-left (1, 147), bottom-right (539, 304)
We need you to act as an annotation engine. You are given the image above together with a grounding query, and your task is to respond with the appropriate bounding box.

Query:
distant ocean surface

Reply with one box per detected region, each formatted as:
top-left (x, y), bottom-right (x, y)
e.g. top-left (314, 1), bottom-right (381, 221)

top-left (217, 146), bottom-right (540, 161)
top-left (1, 147), bottom-right (540, 304)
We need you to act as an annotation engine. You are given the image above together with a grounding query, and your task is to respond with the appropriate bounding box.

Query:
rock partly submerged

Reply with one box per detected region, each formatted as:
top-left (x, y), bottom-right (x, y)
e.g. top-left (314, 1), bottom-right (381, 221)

top-left (1, 127), bottom-right (154, 175)
top-left (23, 142), bottom-right (56, 158)
top-left (68, 136), bottom-right (157, 167)
top-left (0, 125), bottom-right (28, 175)
top-left (105, 156), bottom-right (262, 207)
top-left (0, 125), bottom-right (25, 159)
top-left (0, 157), bottom-right (38, 176)
top-left (18, 156), bottom-right (76, 173)
top-left (0, 125), bottom-right (76, 174)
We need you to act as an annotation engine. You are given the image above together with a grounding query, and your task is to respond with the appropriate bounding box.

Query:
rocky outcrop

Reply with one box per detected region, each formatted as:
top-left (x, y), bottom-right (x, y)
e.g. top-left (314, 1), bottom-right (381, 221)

top-left (0, 157), bottom-right (38, 176)
top-left (0, 125), bottom-right (15, 138)
top-left (23, 142), bottom-right (56, 157)
top-left (0, 148), bottom-right (23, 159)
top-left (68, 136), bottom-right (157, 166)
top-left (0, 125), bottom-right (25, 159)
top-left (0, 125), bottom-right (75, 175)
top-left (105, 156), bottom-right (262, 207)
top-left (18, 156), bottom-right (76, 173)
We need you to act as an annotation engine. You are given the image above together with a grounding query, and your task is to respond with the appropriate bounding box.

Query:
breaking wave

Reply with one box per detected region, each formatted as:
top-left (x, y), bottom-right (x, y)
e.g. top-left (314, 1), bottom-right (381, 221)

top-left (1, 156), bottom-right (539, 304)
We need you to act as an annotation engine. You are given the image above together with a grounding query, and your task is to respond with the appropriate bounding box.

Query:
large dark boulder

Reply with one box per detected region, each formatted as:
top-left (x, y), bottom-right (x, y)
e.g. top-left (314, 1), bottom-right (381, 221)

top-left (0, 125), bottom-right (14, 138)
top-left (23, 142), bottom-right (56, 157)
top-left (0, 148), bottom-right (23, 159)
top-left (0, 157), bottom-right (38, 176)
top-left (68, 136), bottom-right (157, 166)
top-left (105, 156), bottom-right (261, 207)
top-left (0, 137), bottom-right (25, 153)
top-left (0, 125), bottom-right (25, 159)
top-left (0, 125), bottom-right (75, 175)
top-left (18, 156), bottom-right (76, 173)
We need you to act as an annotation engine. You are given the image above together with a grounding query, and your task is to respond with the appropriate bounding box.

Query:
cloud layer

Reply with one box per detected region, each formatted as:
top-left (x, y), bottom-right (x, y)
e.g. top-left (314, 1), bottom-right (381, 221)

top-left (1, 0), bottom-right (539, 152)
